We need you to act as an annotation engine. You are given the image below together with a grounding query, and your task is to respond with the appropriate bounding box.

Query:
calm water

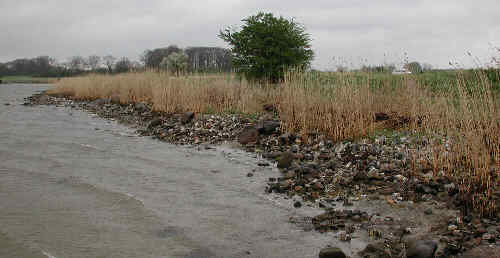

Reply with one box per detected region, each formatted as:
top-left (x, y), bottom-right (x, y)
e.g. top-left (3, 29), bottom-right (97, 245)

top-left (0, 84), bottom-right (365, 258)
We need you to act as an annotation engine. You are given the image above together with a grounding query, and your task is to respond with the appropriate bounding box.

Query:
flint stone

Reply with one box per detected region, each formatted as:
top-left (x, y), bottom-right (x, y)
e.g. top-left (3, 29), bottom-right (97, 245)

top-left (406, 240), bottom-right (437, 258)
top-left (358, 241), bottom-right (391, 258)
top-left (37, 95), bottom-right (50, 105)
top-left (263, 103), bottom-right (277, 112)
top-left (238, 127), bottom-right (259, 145)
top-left (277, 152), bottom-right (294, 169)
top-left (134, 102), bottom-right (148, 112)
top-left (375, 112), bottom-right (389, 121)
top-left (263, 151), bottom-right (282, 159)
top-left (90, 98), bottom-right (110, 107)
top-left (319, 247), bottom-right (346, 258)
top-left (181, 111), bottom-right (195, 124)
top-left (256, 120), bottom-right (280, 135)
top-left (147, 118), bottom-right (163, 129)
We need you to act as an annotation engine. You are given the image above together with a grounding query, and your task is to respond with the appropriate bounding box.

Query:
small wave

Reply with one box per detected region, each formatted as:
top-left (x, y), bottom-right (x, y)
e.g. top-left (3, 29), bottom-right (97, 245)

top-left (42, 251), bottom-right (57, 258)
top-left (79, 143), bottom-right (100, 150)
top-left (125, 192), bottom-right (145, 206)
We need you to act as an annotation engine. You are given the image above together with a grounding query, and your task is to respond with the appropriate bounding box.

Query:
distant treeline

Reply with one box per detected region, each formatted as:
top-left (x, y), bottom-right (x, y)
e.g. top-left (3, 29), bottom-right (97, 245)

top-left (142, 45), bottom-right (232, 72)
top-left (0, 56), bottom-right (78, 78)
top-left (0, 45), bottom-right (232, 78)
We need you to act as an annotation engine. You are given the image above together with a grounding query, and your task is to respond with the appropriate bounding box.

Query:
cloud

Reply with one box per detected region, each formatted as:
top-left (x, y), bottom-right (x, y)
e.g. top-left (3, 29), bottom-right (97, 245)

top-left (0, 0), bottom-right (498, 69)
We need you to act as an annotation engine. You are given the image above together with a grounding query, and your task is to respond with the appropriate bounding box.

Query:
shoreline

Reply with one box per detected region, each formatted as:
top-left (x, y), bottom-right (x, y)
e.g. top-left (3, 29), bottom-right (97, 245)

top-left (25, 91), bottom-right (499, 257)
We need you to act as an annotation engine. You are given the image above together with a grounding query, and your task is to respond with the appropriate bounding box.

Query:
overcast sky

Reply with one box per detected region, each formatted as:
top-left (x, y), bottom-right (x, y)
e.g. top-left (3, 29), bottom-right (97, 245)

top-left (1, 0), bottom-right (498, 69)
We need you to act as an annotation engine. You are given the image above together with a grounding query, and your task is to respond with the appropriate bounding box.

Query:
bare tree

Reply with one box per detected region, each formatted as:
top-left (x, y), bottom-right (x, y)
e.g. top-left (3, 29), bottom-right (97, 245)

top-left (114, 57), bottom-right (132, 73)
top-left (87, 55), bottom-right (101, 71)
top-left (184, 47), bottom-right (232, 72)
top-left (103, 55), bottom-right (116, 73)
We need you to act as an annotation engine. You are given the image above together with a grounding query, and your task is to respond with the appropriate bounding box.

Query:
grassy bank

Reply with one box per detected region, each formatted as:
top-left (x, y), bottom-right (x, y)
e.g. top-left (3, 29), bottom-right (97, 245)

top-left (0, 75), bottom-right (58, 84)
top-left (49, 70), bottom-right (499, 217)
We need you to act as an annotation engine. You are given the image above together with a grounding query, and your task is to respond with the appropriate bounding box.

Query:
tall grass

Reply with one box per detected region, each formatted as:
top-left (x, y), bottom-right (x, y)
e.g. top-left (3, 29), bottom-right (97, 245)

top-left (49, 69), bottom-right (499, 217)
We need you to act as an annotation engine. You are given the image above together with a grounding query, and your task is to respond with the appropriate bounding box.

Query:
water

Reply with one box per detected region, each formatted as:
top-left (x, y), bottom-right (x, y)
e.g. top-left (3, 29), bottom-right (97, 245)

top-left (0, 84), bottom-right (366, 257)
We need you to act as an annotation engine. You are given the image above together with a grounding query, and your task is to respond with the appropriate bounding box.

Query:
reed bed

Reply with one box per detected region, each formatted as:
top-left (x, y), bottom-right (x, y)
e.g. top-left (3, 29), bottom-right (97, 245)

top-left (49, 69), bottom-right (499, 217)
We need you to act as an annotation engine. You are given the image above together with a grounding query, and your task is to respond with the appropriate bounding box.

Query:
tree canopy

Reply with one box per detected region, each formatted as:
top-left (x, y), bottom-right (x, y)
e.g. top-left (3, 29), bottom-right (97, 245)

top-left (219, 12), bottom-right (314, 82)
top-left (405, 61), bottom-right (423, 74)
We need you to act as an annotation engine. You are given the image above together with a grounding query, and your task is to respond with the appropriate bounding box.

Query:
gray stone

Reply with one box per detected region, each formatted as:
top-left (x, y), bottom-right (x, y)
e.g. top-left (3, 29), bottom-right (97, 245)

top-left (37, 95), bottom-right (50, 105)
top-left (257, 120), bottom-right (280, 135)
top-left (277, 152), bottom-right (294, 169)
top-left (147, 118), bottom-right (163, 129)
top-left (180, 111), bottom-right (195, 124)
top-left (90, 98), bottom-right (110, 107)
top-left (279, 133), bottom-right (295, 145)
top-left (134, 102), bottom-right (148, 112)
top-left (318, 247), bottom-right (346, 258)
top-left (406, 240), bottom-right (437, 258)
top-left (238, 127), bottom-right (259, 145)
top-left (358, 241), bottom-right (391, 258)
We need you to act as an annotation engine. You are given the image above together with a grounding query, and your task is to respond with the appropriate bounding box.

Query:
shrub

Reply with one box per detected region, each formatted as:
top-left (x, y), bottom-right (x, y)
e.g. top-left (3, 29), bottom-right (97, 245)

top-left (219, 12), bottom-right (314, 83)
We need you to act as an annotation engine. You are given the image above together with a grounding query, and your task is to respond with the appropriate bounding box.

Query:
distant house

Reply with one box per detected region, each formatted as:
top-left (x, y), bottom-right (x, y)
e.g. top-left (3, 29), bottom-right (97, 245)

top-left (392, 69), bottom-right (412, 75)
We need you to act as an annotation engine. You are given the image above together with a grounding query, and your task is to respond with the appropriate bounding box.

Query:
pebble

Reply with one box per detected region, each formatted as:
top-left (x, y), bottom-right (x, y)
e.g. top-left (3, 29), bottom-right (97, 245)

top-left (406, 240), bottom-right (437, 258)
top-left (482, 233), bottom-right (494, 241)
top-left (318, 247), bottom-right (346, 258)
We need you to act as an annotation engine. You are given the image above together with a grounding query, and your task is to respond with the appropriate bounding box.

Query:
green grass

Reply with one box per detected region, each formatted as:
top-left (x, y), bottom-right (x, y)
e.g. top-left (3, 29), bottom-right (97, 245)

top-left (0, 76), bottom-right (57, 84)
top-left (306, 68), bottom-right (500, 96)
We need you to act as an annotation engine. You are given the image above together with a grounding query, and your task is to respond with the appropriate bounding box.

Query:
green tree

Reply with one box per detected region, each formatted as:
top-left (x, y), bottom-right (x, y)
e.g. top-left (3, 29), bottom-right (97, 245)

top-left (163, 52), bottom-right (188, 75)
top-left (405, 61), bottom-right (423, 74)
top-left (143, 45), bottom-right (182, 69)
top-left (219, 12), bottom-right (314, 83)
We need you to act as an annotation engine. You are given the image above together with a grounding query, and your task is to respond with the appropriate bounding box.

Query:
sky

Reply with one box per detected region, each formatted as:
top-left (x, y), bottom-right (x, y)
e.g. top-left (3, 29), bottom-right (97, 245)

top-left (0, 0), bottom-right (498, 70)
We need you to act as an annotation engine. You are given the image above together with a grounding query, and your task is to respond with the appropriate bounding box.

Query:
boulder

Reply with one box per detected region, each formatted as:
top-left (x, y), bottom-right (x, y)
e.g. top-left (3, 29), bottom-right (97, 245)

top-left (134, 102), bottom-right (148, 112)
top-left (406, 240), bottom-right (437, 258)
top-left (458, 245), bottom-right (500, 258)
top-left (147, 118), bottom-right (163, 129)
top-left (180, 112), bottom-right (195, 124)
top-left (358, 241), bottom-right (392, 258)
top-left (37, 95), bottom-right (50, 105)
top-left (89, 98), bottom-right (110, 107)
top-left (256, 120), bottom-right (280, 135)
top-left (319, 247), bottom-right (346, 258)
top-left (263, 103), bottom-right (277, 112)
top-left (279, 133), bottom-right (296, 145)
top-left (375, 112), bottom-right (389, 121)
top-left (238, 127), bottom-right (259, 145)
top-left (277, 152), bottom-right (294, 169)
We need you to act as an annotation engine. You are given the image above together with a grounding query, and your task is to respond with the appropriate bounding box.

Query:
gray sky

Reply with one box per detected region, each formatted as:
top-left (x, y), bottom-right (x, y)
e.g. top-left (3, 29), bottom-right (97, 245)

top-left (1, 0), bottom-right (498, 69)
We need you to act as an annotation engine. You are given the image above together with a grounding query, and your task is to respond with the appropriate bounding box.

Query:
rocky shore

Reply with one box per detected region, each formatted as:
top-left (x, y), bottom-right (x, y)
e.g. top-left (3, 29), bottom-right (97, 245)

top-left (25, 92), bottom-right (499, 258)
